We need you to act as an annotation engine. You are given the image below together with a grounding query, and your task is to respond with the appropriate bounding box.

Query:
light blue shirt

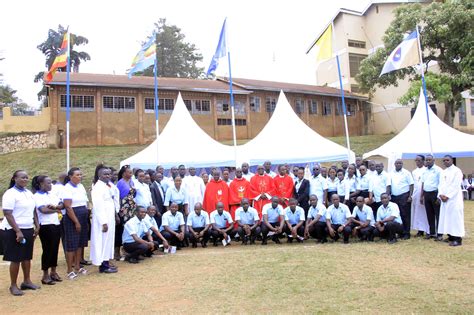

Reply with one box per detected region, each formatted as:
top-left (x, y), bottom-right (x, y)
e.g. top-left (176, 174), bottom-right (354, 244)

top-left (164, 186), bottom-right (188, 206)
top-left (235, 207), bottom-right (260, 225)
top-left (210, 210), bottom-right (233, 229)
top-left (422, 165), bottom-right (441, 192)
top-left (122, 216), bottom-right (150, 244)
top-left (161, 210), bottom-right (185, 231)
top-left (326, 177), bottom-right (338, 192)
top-left (325, 203), bottom-right (352, 225)
top-left (352, 204), bottom-right (375, 226)
top-left (336, 179), bottom-right (346, 196)
top-left (284, 206), bottom-right (305, 225)
top-left (135, 181), bottom-right (152, 207)
top-left (186, 210), bottom-right (210, 228)
top-left (376, 202), bottom-right (402, 224)
top-left (390, 168), bottom-right (414, 196)
top-left (307, 204), bottom-right (327, 223)
top-left (144, 214), bottom-right (158, 230)
top-left (369, 171), bottom-right (391, 202)
top-left (356, 175), bottom-right (370, 191)
top-left (262, 203), bottom-right (284, 223)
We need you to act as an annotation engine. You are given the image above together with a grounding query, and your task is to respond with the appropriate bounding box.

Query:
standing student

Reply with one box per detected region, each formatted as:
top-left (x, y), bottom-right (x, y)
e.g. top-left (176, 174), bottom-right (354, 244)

top-left (368, 163), bottom-right (391, 218)
top-left (336, 170), bottom-right (347, 203)
top-left (115, 165), bottom-right (136, 260)
top-left (390, 159), bottom-right (414, 239)
top-left (421, 155), bottom-right (442, 240)
top-left (261, 196), bottom-right (285, 245)
top-left (356, 165), bottom-right (371, 200)
top-left (1, 171), bottom-right (40, 296)
top-left (344, 165), bottom-right (358, 210)
top-left (32, 175), bottom-right (63, 285)
top-left (294, 167), bottom-right (310, 217)
top-left (150, 172), bottom-right (166, 227)
top-left (411, 155), bottom-right (429, 237)
top-left (326, 168), bottom-right (339, 204)
top-left (309, 165), bottom-right (328, 206)
top-left (305, 195), bottom-right (328, 243)
top-left (62, 167), bottom-right (90, 279)
top-left (134, 169), bottom-right (152, 208)
top-left (164, 176), bottom-right (189, 216)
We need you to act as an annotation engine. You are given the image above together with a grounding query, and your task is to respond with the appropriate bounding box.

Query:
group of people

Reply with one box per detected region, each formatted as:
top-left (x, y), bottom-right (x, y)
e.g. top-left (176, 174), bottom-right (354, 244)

top-left (0, 155), bottom-right (466, 296)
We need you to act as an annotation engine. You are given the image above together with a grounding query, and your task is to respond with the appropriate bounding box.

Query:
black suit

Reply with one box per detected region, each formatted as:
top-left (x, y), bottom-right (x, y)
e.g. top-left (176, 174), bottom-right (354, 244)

top-left (294, 178), bottom-right (310, 216)
top-left (150, 181), bottom-right (166, 226)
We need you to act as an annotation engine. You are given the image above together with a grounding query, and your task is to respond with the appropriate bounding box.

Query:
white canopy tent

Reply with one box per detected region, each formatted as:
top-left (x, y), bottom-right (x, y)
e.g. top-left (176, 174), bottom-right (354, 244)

top-left (364, 90), bottom-right (474, 168)
top-left (121, 93), bottom-right (235, 169)
top-left (237, 91), bottom-right (355, 165)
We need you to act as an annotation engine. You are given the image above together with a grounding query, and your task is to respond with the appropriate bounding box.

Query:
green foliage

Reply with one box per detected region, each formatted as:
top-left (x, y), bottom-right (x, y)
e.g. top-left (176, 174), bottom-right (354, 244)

top-left (0, 85), bottom-right (18, 105)
top-left (136, 18), bottom-right (204, 78)
top-left (34, 25), bottom-right (91, 101)
top-left (398, 72), bottom-right (453, 106)
top-left (356, 0), bottom-right (474, 125)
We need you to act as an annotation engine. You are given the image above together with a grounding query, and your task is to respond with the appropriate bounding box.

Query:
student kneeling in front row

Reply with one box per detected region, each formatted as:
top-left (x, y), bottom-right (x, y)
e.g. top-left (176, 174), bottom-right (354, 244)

top-left (374, 193), bottom-right (404, 244)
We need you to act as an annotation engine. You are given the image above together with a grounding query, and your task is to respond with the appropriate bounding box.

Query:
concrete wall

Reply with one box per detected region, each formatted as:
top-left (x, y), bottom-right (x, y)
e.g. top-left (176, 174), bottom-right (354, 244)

top-left (0, 107), bottom-right (51, 133)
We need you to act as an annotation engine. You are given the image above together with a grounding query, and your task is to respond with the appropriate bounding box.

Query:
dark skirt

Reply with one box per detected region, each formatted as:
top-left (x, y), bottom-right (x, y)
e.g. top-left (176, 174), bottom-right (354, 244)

top-left (359, 190), bottom-right (370, 198)
top-left (2, 228), bottom-right (34, 262)
top-left (63, 205), bottom-right (89, 252)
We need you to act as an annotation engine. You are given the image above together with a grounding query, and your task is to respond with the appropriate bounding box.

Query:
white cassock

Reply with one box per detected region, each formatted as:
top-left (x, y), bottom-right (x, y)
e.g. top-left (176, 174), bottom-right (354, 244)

top-left (438, 165), bottom-right (465, 237)
top-left (182, 175), bottom-right (206, 213)
top-left (411, 166), bottom-right (429, 233)
top-left (90, 180), bottom-right (117, 266)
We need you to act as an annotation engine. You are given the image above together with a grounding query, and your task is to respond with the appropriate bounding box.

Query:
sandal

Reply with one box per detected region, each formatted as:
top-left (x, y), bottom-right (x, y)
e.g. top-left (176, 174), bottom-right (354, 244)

top-left (77, 268), bottom-right (88, 275)
top-left (9, 286), bottom-right (24, 296)
top-left (50, 273), bottom-right (63, 282)
top-left (67, 271), bottom-right (78, 280)
top-left (41, 279), bottom-right (56, 285)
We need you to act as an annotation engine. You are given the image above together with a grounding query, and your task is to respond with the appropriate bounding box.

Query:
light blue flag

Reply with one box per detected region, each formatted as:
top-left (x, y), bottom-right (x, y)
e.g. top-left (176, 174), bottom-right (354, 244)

top-left (207, 19), bottom-right (228, 76)
top-left (128, 34), bottom-right (157, 78)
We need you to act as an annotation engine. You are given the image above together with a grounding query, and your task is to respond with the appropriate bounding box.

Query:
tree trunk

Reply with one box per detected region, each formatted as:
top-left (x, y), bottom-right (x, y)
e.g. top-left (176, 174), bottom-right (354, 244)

top-left (443, 101), bottom-right (454, 127)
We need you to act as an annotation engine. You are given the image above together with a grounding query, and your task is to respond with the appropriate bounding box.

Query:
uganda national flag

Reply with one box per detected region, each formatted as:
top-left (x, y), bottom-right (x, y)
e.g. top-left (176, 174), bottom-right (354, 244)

top-left (45, 31), bottom-right (69, 82)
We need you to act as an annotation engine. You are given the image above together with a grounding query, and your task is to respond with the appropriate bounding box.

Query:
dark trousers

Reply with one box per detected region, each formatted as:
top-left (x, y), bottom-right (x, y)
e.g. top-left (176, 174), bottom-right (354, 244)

top-left (354, 224), bottom-right (375, 240)
top-left (115, 223), bottom-right (124, 248)
top-left (186, 227), bottom-right (210, 245)
top-left (210, 227), bottom-right (234, 242)
top-left (237, 225), bottom-right (261, 241)
top-left (283, 224), bottom-right (305, 239)
top-left (123, 242), bottom-right (149, 259)
top-left (162, 230), bottom-right (184, 247)
top-left (39, 224), bottom-right (61, 271)
top-left (308, 221), bottom-right (327, 241)
top-left (328, 224), bottom-right (353, 242)
top-left (391, 192), bottom-right (411, 235)
top-left (373, 222), bottom-right (403, 241)
top-left (261, 222), bottom-right (283, 241)
top-left (424, 191), bottom-right (440, 236)
top-left (371, 201), bottom-right (382, 220)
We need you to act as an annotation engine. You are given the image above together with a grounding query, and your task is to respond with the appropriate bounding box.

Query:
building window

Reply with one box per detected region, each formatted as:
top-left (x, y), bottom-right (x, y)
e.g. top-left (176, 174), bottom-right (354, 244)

top-left (144, 98), bottom-right (156, 113)
top-left (459, 101), bottom-right (467, 126)
top-left (347, 103), bottom-right (357, 116)
top-left (322, 101), bottom-right (332, 116)
top-left (158, 98), bottom-right (175, 112)
top-left (217, 118), bottom-right (247, 126)
top-left (470, 100), bottom-right (474, 116)
top-left (309, 100), bottom-right (318, 115)
top-left (335, 101), bottom-right (344, 116)
top-left (266, 97), bottom-right (276, 113)
top-left (216, 100), bottom-right (246, 115)
top-left (348, 40), bottom-right (366, 49)
top-left (295, 99), bottom-right (305, 115)
top-left (351, 84), bottom-right (361, 93)
top-left (183, 99), bottom-right (211, 114)
top-left (60, 95), bottom-right (95, 112)
top-left (349, 53), bottom-right (367, 77)
top-left (103, 96), bottom-right (135, 112)
top-left (250, 96), bottom-right (260, 112)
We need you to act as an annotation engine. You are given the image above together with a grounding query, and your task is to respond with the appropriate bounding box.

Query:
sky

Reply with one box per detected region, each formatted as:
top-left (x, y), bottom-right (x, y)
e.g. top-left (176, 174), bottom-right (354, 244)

top-left (0, 0), bottom-right (373, 108)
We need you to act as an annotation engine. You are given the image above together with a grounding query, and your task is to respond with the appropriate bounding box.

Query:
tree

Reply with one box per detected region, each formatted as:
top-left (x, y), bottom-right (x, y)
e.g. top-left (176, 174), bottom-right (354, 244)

top-left (0, 85), bottom-right (18, 105)
top-left (136, 18), bottom-right (204, 78)
top-left (34, 25), bottom-right (91, 102)
top-left (356, 0), bottom-right (474, 126)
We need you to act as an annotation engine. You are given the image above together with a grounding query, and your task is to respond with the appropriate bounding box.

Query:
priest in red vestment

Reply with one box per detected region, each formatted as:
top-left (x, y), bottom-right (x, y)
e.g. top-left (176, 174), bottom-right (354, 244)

top-left (273, 165), bottom-right (295, 207)
top-left (250, 165), bottom-right (275, 217)
top-left (203, 170), bottom-right (229, 213)
top-left (229, 168), bottom-right (251, 226)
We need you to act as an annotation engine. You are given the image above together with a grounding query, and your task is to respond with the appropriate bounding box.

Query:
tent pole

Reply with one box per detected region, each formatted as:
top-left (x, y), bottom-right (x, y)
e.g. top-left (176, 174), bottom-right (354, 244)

top-left (154, 57), bottom-right (160, 164)
top-left (228, 51), bottom-right (238, 167)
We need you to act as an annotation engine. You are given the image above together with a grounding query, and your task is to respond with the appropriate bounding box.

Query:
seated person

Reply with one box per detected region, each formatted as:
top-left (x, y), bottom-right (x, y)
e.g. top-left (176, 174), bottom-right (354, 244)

top-left (144, 205), bottom-right (169, 249)
top-left (351, 196), bottom-right (375, 241)
top-left (122, 206), bottom-right (158, 264)
top-left (235, 198), bottom-right (261, 245)
top-left (326, 194), bottom-right (353, 244)
top-left (161, 203), bottom-right (186, 249)
top-left (209, 202), bottom-right (234, 247)
top-left (305, 195), bottom-right (328, 243)
top-left (374, 193), bottom-right (404, 244)
top-left (283, 198), bottom-right (305, 243)
top-left (261, 196), bottom-right (285, 245)
top-left (186, 202), bottom-right (211, 248)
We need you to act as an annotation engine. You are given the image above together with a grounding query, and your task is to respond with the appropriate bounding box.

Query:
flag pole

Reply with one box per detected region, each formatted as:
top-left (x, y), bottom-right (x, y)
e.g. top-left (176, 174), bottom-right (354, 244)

top-left (416, 24), bottom-right (433, 155)
top-left (65, 30), bottom-right (71, 172)
top-left (226, 20), bottom-right (238, 167)
top-left (154, 56), bottom-right (160, 164)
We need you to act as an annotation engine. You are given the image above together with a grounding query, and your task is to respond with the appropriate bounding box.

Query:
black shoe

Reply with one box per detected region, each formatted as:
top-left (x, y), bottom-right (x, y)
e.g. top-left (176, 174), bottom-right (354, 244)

top-left (435, 236), bottom-right (444, 242)
top-left (250, 238), bottom-right (256, 245)
top-left (449, 241), bottom-right (462, 247)
top-left (296, 238), bottom-right (303, 243)
top-left (424, 234), bottom-right (433, 240)
top-left (99, 267), bottom-right (118, 274)
top-left (201, 241), bottom-right (208, 248)
top-left (387, 238), bottom-right (398, 244)
top-left (273, 237), bottom-right (281, 244)
top-left (80, 260), bottom-right (92, 266)
top-left (192, 243), bottom-right (198, 248)
top-left (261, 240), bottom-right (267, 245)
top-left (321, 238), bottom-right (328, 244)
top-left (402, 234), bottom-right (411, 240)
top-left (415, 231), bottom-right (424, 237)
top-left (343, 240), bottom-right (349, 244)
top-left (213, 241), bottom-right (218, 247)
top-left (287, 238), bottom-right (293, 243)
top-left (128, 257), bottom-right (139, 264)
top-left (20, 282), bottom-right (40, 290)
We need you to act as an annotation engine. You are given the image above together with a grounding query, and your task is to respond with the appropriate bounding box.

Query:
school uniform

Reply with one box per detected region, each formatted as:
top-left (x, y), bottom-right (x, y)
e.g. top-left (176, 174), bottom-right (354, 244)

top-left (373, 202), bottom-right (404, 242)
top-left (164, 186), bottom-right (188, 216)
top-left (336, 179), bottom-right (347, 203)
top-left (390, 168), bottom-right (414, 236)
top-left (283, 206), bottom-right (305, 241)
top-left (369, 171), bottom-right (390, 218)
top-left (62, 182), bottom-right (89, 252)
top-left (209, 210), bottom-right (234, 242)
top-left (345, 175), bottom-right (358, 210)
top-left (309, 175), bottom-right (328, 205)
top-left (122, 216), bottom-right (154, 259)
top-left (306, 203), bottom-right (328, 242)
top-left (34, 190), bottom-right (61, 271)
top-left (326, 177), bottom-right (339, 203)
top-left (1, 186), bottom-right (36, 262)
top-left (422, 165), bottom-right (442, 236)
top-left (186, 210), bottom-right (210, 246)
top-left (235, 206), bottom-right (261, 242)
top-left (261, 203), bottom-right (284, 242)
top-left (356, 175), bottom-right (371, 198)
top-left (352, 204), bottom-right (375, 241)
top-left (161, 211), bottom-right (185, 247)
top-left (325, 203), bottom-right (353, 243)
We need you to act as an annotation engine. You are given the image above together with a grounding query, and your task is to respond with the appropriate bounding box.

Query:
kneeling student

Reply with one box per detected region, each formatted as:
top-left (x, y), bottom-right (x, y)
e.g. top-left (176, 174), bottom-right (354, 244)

top-left (122, 207), bottom-right (158, 264)
top-left (186, 202), bottom-right (211, 248)
top-left (374, 193), bottom-right (404, 244)
top-left (209, 202), bottom-right (234, 246)
top-left (305, 195), bottom-right (328, 243)
top-left (351, 196), bottom-right (375, 241)
top-left (283, 198), bottom-right (305, 243)
top-left (326, 194), bottom-right (353, 244)
top-left (261, 196), bottom-right (285, 245)
top-left (161, 203), bottom-right (186, 249)
top-left (235, 198), bottom-right (261, 245)
top-left (144, 205), bottom-right (169, 249)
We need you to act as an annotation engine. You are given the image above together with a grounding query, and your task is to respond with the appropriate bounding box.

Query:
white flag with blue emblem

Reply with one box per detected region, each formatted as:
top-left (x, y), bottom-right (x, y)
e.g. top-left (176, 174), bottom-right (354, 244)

top-left (380, 30), bottom-right (421, 76)
top-left (207, 18), bottom-right (228, 77)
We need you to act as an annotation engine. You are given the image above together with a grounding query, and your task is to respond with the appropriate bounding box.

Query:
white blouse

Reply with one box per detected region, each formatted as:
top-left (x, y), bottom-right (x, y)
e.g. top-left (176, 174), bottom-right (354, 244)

top-left (1, 187), bottom-right (36, 230)
top-left (62, 182), bottom-right (89, 208)
top-left (33, 191), bottom-right (61, 226)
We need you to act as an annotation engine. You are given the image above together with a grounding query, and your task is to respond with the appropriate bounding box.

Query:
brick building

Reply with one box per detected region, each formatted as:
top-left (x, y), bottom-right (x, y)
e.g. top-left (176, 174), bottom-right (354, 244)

top-left (46, 73), bottom-right (368, 147)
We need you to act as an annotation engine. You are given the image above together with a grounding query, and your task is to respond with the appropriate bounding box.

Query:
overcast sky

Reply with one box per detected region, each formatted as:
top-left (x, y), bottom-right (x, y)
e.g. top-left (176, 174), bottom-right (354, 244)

top-left (0, 0), bottom-right (374, 108)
